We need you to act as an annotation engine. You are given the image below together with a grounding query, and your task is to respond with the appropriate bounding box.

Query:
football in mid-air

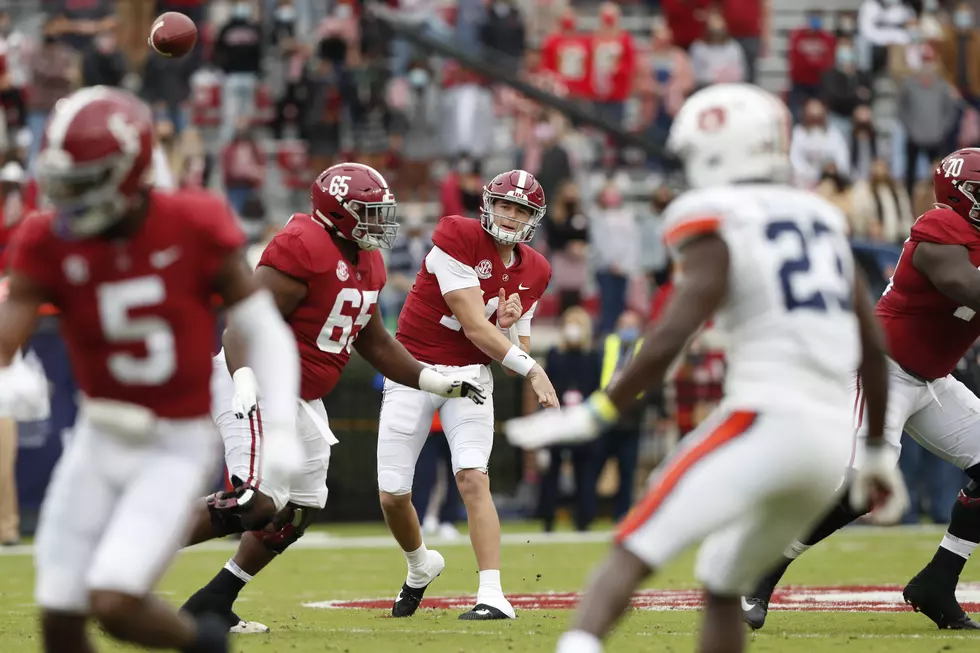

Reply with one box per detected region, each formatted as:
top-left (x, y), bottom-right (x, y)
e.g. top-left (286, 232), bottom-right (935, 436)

top-left (148, 11), bottom-right (197, 58)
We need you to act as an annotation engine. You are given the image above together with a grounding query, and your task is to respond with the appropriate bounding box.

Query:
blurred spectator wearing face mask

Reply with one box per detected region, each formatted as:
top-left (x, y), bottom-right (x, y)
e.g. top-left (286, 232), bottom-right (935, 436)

top-left (849, 104), bottom-right (879, 181)
top-left (213, 0), bottom-right (264, 143)
top-left (389, 62), bottom-right (442, 202)
top-left (787, 11), bottom-right (836, 122)
top-left (304, 56), bottom-right (346, 173)
top-left (522, 117), bottom-right (571, 206)
top-left (27, 17), bottom-right (80, 172)
top-left (440, 155), bottom-right (483, 218)
top-left (82, 29), bottom-right (126, 88)
top-left (821, 36), bottom-right (873, 136)
top-left (588, 3), bottom-right (637, 128)
top-left (815, 162), bottom-right (856, 229)
top-left (639, 186), bottom-right (674, 290)
top-left (852, 158), bottom-right (914, 243)
top-left (858, 0), bottom-right (915, 75)
top-left (689, 12), bottom-right (746, 89)
top-left (385, 206), bottom-right (433, 322)
top-left (715, 0), bottom-right (765, 84)
top-left (269, 0), bottom-right (311, 141)
top-left (545, 180), bottom-right (589, 314)
top-left (536, 306), bottom-right (601, 532)
top-left (790, 98), bottom-right (851, 189)
top-left (540, 9), bottom-right (591, 100)
top-left (636, 19), bottom-right (694, 143)
top-left (590, 180), bottom-right (638, 335)
top-left (593, 309), bottom-right (648, 521)
top-left (899, 45), bottom-right (959, 194)
top-left (221, 118), bottom-right (265, 216)
top-left (937, 2), bottom-right (980, 112)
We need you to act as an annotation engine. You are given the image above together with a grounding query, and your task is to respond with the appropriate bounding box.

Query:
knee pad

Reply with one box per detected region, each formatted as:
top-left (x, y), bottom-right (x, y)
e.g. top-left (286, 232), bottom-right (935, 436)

top-left (454, 449), bottom-right (489, 474)
top-left (258, 504), bottom-right (317, 554)
top-left (378, 470), bottom-right (412, 496)
top-left (206, 476), bottom-right (277, 535)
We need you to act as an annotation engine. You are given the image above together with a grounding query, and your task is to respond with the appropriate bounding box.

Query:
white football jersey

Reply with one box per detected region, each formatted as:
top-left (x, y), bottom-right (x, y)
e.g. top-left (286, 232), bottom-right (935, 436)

top-left (663, 184), bottom-right (859, 413)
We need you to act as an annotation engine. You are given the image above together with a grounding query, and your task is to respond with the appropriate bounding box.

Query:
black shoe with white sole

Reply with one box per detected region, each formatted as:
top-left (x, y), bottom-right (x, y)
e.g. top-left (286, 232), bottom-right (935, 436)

top-left (904, 572), bottom-right (980, 630)
top-left (741, 596), bottom-right (769, 631)
top-left (392, 582), bottom-right (432, 618)
top-left (458, 603), bottom-right (513, 620)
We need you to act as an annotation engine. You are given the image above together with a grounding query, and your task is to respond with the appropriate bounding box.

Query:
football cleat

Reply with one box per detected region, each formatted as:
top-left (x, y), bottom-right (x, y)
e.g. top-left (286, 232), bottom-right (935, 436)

top-left (741, 596), bottom-right (769, 630)
top-left (229, 618), bottom-right (270, 634)
top-left (392, 549), bottom-right (446, 617)
top-left (458, 603), bottom-right (514, 621)
top-left (904, 572), bottom-right (980, 630)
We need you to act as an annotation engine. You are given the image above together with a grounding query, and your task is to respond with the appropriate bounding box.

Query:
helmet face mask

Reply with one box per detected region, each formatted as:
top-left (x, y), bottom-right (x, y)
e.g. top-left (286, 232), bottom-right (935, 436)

top-left (480, 169), bottom-right (546, 244)
top-left (346, 198), bottom-right (398, 251)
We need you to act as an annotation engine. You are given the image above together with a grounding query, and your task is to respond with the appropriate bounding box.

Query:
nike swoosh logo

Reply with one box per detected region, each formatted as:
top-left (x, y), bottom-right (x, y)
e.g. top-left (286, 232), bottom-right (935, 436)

top-left (150, 246), bottom-right (182, 269)
top-left (519, 284), bottom-right (530, 290)
top-left (741, 597), bottom-right (753, 612)
top-left (475, 609), bottom-right (491, 616)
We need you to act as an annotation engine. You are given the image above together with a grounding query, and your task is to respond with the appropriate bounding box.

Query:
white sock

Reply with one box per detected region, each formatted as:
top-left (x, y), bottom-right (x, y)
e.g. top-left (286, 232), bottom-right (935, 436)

top-left (940, 533), bottom-right (978, 560)
top-left (478, 569), bottom-right (502, 595)
top-left (557, 630), bottom-right (603, 653)
top-left (783, 540), bottom-right (810, 560)
top-left (224, 559), bottom-right (254, 584)
top-left (405, 543), bottom-right (429, 569)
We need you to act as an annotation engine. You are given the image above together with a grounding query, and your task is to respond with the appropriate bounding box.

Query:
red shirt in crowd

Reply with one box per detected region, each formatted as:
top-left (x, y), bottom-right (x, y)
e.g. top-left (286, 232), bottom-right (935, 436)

top-left (661, 0), bottom-right (712, 50)
top-left (541, 31), bottom-right (592, 98)
top-left (716, 0), bottom-right (763, 39)
top-left (589, 31), bottom-right (636, 102)
top-left (788, 28), bottom-right (836, 86)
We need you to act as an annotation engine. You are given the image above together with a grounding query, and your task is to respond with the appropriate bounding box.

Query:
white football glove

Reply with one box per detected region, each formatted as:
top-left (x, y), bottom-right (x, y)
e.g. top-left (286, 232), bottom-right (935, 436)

top-left (849, 442), bottom-right (910, 525)
top-left (231, 367), bottom-right (259, 419)
top-left (418, 368), bottom-right (487, 405)
top-left (505, 401), bottom-right (607, 450)
top-left (0, 351), bottom-right (50, 422)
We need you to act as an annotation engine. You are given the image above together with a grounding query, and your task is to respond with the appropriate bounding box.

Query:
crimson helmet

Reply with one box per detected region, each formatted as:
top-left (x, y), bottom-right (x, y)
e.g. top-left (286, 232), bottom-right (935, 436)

top-left (35, 86), bottom-right (154, 237)
top-left (310, 162), bottom-right (398, 250)
top-left (934, 148), bottom-right (980, 226)
top-left (481, 169), bottom-right (546, 244)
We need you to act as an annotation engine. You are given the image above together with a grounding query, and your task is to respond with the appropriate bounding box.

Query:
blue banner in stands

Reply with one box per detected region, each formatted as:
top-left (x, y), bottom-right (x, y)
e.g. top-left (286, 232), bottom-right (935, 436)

top-left (15, 325), bottom-right (78, 521)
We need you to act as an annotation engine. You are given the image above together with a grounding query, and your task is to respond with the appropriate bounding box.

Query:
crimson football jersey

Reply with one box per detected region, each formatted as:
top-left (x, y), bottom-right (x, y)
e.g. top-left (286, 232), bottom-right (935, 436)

top-left (876, 207), bottom-right (980, 379)
top-left (258, 213), bottom-right (387, 401)
top-left (396, 216), bottom-right (552, 366)
top-left (7, 189), bottom-right (245, 418)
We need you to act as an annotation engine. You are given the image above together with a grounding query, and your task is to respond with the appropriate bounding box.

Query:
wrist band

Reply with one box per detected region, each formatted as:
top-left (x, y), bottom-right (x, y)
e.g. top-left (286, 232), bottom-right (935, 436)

top-left (502, 344), bottom-right (536, 377)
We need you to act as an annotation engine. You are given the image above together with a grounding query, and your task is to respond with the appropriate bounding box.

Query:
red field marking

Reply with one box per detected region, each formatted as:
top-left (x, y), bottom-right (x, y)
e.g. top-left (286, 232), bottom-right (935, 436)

top-left (305, 584), bottom-right (980, 613)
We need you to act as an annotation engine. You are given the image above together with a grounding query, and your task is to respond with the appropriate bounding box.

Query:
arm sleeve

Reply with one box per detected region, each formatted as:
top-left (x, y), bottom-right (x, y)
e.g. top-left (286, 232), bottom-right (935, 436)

top-left (516, 300), bottom-right (538, 337)
top-left (7, 216), bottom-right (54, 292)
top-left (424, 245), bottom-right (481, 294)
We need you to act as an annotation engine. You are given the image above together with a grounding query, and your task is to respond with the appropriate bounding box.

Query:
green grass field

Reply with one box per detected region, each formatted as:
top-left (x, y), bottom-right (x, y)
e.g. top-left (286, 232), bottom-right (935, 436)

top-left (1, 522), bottom-right (978, 651)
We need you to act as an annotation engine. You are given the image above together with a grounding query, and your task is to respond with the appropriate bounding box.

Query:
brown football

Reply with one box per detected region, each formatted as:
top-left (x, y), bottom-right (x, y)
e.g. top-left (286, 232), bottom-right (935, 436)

top-left (148, 11), bottom-right (198, 59)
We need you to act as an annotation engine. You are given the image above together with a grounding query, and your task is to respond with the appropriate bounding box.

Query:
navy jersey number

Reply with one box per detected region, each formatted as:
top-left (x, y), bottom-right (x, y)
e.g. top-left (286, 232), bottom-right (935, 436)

top-left (765, 220), bottom-right (851, 312)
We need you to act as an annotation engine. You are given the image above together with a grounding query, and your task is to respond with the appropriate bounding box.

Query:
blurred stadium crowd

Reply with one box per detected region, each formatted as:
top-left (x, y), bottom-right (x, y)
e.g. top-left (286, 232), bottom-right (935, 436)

top-left (0, 0), bottom-right (978, 543)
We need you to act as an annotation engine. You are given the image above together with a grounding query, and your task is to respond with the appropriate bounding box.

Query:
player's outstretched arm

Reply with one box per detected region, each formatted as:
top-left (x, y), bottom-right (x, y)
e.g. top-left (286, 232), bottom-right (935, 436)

top-left (601, 234), bottom-right (729, 419)
top-left (354, 312), bottom-right (487, 404)
top-left (912, 242), bottom-right (980, 311)
top-left (215, 251), bottom-right (302, 510)
top-left (444, 286), bottom-right (558, 407)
